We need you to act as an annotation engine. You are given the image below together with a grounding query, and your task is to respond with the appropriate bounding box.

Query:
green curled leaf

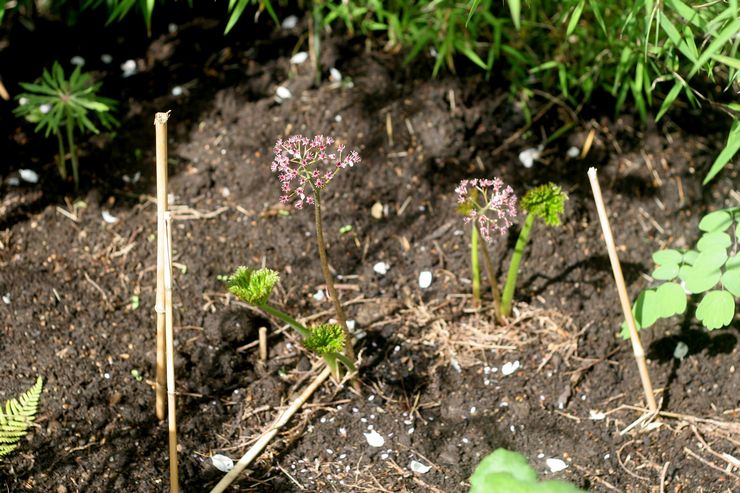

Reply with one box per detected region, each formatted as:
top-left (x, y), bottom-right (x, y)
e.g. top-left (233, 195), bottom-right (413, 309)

top-left (227, 267), bottom-right (279, 305)
top-left (698, 210), bottom-right (732, 232)
top-left (696, 290), bottom-right (735, 330)
top-left (303, 324), bottom-right (345, 356)
top-left (520, 183), bottom-right (568, 227)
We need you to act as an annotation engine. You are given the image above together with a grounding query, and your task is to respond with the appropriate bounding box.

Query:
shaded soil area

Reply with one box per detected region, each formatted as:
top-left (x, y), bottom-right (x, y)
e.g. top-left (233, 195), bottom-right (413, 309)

top-left (1, 10), bottom-right (739, 493)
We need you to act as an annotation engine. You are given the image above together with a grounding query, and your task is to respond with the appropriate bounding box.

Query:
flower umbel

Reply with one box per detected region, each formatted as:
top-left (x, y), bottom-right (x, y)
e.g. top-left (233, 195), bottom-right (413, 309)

top-left (272, 134), bottom-right (361, 209)
top-left (456, 178), bottom-right (518, 242)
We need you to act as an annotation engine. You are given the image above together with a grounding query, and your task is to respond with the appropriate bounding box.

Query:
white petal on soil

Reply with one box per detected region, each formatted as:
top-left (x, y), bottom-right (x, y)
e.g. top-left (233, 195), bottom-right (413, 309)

top-left (589, 410), bottom-right (606, 420)
top-left (70, 56), bottom-right (85, 67)
top-left (518, 147), bottom-right (541, 168)
top-left (171, 86), bottom-right (184, 97)
top-left (566, 146), bottom-right (580, 158)
top-left (373, 262), bottom-right (390, 275)
top-left (329, 68), bottom-right (342, 82)
top-left (501, 360), bottom-right (520, 376)
top-left (101, 54), bottom-right (113, 64)
top-left (290, 52), bottom-right (309, 65)
top-left (546, 458), bottom-right (568, 473)
top-left (363, 430), bottom-right (385, 448)
top-left (2, 294), bottom-right (10, 304)
top-left (211, 454), bottom-right (234, 472)
top-left (121, 59), bottom-right (138, 77)
top-left (346, 320), bottom-right (356, 331)
top-left (673, 341), bottom-right (689, 360)
top-left (419, 271), bottom-right (433, 289)
top-left (276, 86), bottom-right (292, 100)
top-left (101, 210), bottom-right (119, 224)
top-left (409, 460), bottom-right (431, 474)
top-left (313, 289), bottom-right (326, 301)
top-left (19, 169), bottom-right (39, 183)
top-left (282, 15), bottom-right (298, 30)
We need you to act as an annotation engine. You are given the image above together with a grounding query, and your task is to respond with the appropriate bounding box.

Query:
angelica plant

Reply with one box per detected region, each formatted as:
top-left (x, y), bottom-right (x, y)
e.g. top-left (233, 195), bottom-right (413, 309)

top-left (456, 178), bottom-right (518, 315)
top-left (14, 62), bottom-right (118, 192)
top-left (227, 267), bottom-right (354, 380)
top-left (271, 135), bottom-right (361, 365)
top-left (501, 183), bottom-right (568, 317)
top-left (622, 206), bottom-right (740, 336)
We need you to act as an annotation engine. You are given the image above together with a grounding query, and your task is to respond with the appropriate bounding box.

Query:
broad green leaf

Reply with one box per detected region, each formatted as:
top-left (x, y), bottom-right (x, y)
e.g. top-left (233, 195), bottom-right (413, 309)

top-left (682, 250), bottom-right (699, 265)
top-left (652, 249), bottom-right (682, 265)
top-left (652, 264), bottom-right (679, 280)
top-left (696, 232), bottom-right (732, 251)
top-left (722, 254), bottom-right (740, 297)
top-left (698, 210), bottom-right (733, 232)
top-left (696, 290), bottom-right (735, 330)
top-left (634, 289), bottom-right (661, 328)
top-left (655, 282), bottom-right (687, 318)
top-left (470, 449), bottom-right (538, 485)
top-left (682, 266), bottom-right (721, 293)
top-left (692, 246), bottom-right (728, 271)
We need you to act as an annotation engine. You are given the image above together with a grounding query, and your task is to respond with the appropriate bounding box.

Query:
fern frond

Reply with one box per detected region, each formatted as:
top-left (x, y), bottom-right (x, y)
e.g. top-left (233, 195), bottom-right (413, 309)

top-left (0, 376), bottom-right (43, 457)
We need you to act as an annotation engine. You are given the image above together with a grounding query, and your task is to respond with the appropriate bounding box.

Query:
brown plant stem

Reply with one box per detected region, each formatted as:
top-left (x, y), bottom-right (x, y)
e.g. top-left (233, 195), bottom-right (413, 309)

top-left (154, 112), bottom-right (168, 421)
top-left (313, 189), bottom-right (356, 363)
top-left (475, 223), bottom-right (503, 322)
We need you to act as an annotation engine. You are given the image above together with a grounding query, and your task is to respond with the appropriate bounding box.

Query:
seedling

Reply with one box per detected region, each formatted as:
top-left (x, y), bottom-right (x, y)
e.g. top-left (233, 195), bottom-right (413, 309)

top-left (14, 62), bottom-right (118, 192)
top-left (470, 448), bottom-right (585, 493)
top-left (271, 134), bottom-right (361, 366)
top-left (623, 207), bottom-right (740, 336)
top-left (227, 267), bottom-right (355, 380)
top-left (0, 376), bottom-right (43, 457)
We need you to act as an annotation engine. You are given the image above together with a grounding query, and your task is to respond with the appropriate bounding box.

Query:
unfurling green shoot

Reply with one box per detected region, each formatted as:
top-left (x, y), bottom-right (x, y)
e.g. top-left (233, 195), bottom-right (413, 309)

top-left (622, 207), bottom-right (740, 337)
top-left (304, 324), bottom-right (345, 356)
top-left (0, 377), bottom-right (43, 458)
top-left (501, 183), bottom-right (568, 317)
top-left (227, 266), bottom-right (280, 306)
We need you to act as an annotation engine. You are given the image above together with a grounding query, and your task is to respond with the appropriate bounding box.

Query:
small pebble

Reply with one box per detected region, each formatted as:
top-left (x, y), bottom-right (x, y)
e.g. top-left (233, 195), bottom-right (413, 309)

top-left (211, 454), bottom-right (234, 472)
top-left (290, 52), bottom-right (309, 65)
top-left (100, 54), bottom-right (113, 64)
top-left (566, 146), bottom-right (580, 158)
top-left (281, 15), bottom-right (298, 30)
top-left (19, 169), bottom-right (39, 183)
top-left (373, 262), bottom-right (390, 275)
top-left (329, 68), bottom-right (342, 82)
top-left (171, 86), bottom-right (184, 97)
top-left (518, 147), bottom-right (541, 168)
top-left (168, 23), bottom-right (178, 33)
top-left (39, 104), bottom-right (51, 114)
top-left (418, 271), bottom-right (433, 289)
top-left (313, 289), bottom-right (326, 301)
top-left (121, 59), bottom-right (137, 77)
top-left (409, 460), bottom-right (431, 474)
top-left (546, 458), bottom-right (568, 473)
top-left (101, 211), bottom-right (119, 224)
top-left (501, 360), bottom-right (520, 376)
top-left (363, 430), bottom-right (384, 447)
top-left (275, 86), bottom-right (292, 100)
top-left (2, 294), bottom-right (10, 304)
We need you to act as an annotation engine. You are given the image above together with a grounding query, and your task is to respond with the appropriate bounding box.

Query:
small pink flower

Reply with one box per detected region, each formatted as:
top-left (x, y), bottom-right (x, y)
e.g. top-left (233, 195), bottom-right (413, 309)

top-left (456, 177), bottom-right (518, 242)
top-left (271, 134), bottom-right (361, 209)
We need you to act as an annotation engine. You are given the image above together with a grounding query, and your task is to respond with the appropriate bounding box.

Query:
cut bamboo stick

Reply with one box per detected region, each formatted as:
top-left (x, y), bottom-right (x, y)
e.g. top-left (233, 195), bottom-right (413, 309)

top-left (209, 366), bottom-right (332, 493)
top-left (154, 112), bottom-right (169, 420)
top-left (587, 167), bottom-right (658, 413)
top-left (163, 211), bottom-right (180, 493)
top-left (258, 326), bottom-right (268, 362)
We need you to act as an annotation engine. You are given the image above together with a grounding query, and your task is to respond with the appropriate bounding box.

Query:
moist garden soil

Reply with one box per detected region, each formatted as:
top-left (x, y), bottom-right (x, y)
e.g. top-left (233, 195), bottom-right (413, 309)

top-left (1, 9), bottom-right (738, 493)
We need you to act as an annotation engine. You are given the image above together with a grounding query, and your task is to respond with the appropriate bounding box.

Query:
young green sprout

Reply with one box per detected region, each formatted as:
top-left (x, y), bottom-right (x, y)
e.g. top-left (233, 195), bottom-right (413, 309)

top-left (500, 183), bottom-right (568, 317)
top-left (271, 135), bottom-right (361, 365)
top-left (14, 62), bottom-right (118, 192)
top-left (227, 267), bottom-right (354, 380)
top-left (622, 206), bottom-right (739, 336)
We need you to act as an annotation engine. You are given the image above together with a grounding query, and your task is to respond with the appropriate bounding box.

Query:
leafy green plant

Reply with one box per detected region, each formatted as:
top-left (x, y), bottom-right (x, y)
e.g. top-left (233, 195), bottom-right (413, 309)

top-left (470, 448), bottom-right (585, 493)
top-left (1, 377), bottom-right (43, 458)
top-left (227, 267), bottom-right (355, 379)
top-left (623, 206), bottom-right (740, 336)
top-left (457, 180), bottom-right (567, 320)
top-left (14, 62), bottom-right (118, 192)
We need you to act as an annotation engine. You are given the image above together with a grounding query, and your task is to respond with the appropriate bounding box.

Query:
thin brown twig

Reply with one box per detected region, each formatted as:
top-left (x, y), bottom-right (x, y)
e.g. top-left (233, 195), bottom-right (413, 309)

top-left (684, 447), bottom-right (740, 481)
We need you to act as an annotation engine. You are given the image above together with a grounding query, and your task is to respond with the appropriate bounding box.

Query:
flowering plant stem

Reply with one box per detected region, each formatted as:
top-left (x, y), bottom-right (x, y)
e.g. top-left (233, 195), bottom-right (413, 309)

top-left (258, 303), bottom-right (310, 338)
top-left (501, 212), bottom-right (535, 317)
top-left (476, 223), bottom-right (503, 321)
top-left (471, 225), bottom-right (481, 306)
top-left (314, 189), bottom-right (356, 363)
top-left (65, 114), bottom-right (80, 192)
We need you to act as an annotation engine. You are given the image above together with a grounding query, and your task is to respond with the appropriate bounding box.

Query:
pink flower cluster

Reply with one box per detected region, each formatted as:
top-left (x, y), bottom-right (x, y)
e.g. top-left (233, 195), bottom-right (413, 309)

top-left (455, 178), bottom-right (518, 242)
top-left (271, 134), bottom-right (361, 209)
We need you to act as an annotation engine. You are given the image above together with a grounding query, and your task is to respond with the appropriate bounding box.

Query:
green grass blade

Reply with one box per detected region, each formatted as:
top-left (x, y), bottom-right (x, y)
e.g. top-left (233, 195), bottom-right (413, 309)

top-left (655, 79), bottom-right (683, 121)
top-left (689, 18), bottom-right (740, 77)
top-left (506, 0), bottom-right (520, 30)
top-left (703, 120), bottom-right (740, 184)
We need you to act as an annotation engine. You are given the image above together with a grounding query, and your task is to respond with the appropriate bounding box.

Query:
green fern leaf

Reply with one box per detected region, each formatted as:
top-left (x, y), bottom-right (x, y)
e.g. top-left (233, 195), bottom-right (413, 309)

top-left (0, 377), bottom-right (43, 457)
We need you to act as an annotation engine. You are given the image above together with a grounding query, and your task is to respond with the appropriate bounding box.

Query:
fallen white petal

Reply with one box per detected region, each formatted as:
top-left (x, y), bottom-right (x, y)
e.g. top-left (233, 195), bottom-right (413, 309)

top-left (518, 147), bottom-right (541, 168)
top-left (346, 320), bottom-right (356, 331)
top-left (171, 86), bottom-right (184, 97)
top-left (101, 54), bottom-right (113, 64)
top-left (566, 146), bottom-right (580, 158)
top-left (101, 210), bottom-right (119, 224)
top-left (373, 262), bottom-right (390, 275)
top-left (329, 68), bottom-right (342, 82)
top-left (589, 410), bottom-right (606, 420)
top-left (409, 460), bottom-right (431, 474)
top-left (290, 52), bottom-right (309, 65)
top-left (2, 294), bottom-right (10, 304)
top-left (313, 289), bottom-right (326, 301)
top-left (364, 430), bottom-right (385, 447)
top-left (276, 86), bottom-right (292, 100)
top-left (501, 360), bottom-right (520, 376)
top-left (211, 454), bottom-right (234, 472)
top-left (70, 56), bottom-right (85, 67)
top-left (419, 271), bottom-right (433, 289)
top-left (546, 458), bottom-right (568, 472)
top-left (19, 169), bottom-right (39, 183)
top-left (282, 15), bottom-right (298, 30)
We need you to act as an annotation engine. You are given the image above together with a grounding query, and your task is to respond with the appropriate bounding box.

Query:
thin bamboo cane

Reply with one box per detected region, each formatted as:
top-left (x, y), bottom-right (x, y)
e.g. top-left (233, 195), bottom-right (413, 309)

top-left (163, 211), bottom-right (180, 493)
top-left (209, 366), bottom-right (332, 493)
top-left (587, 167), bottom-right (658, 413)
top-left (154, 112), bottom-right (169, 420)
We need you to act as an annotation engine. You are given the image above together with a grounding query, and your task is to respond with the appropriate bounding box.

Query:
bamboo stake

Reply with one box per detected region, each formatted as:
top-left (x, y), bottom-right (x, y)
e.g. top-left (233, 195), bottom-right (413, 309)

top-left (258, 327), bottom-right (268, 362)
top-left (587, 167), bottom-right (658, 413)
top-left (209, 366), bottom-right (332, 493)
top-left (154, 112), bottom-right (170, 420)
top-left (163, 211), bottom-right (180, 493)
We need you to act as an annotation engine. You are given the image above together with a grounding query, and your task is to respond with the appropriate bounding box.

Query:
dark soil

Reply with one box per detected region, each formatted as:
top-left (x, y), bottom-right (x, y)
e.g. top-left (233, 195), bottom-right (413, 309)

top-left (1, 9), bottom-right (738, 493)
